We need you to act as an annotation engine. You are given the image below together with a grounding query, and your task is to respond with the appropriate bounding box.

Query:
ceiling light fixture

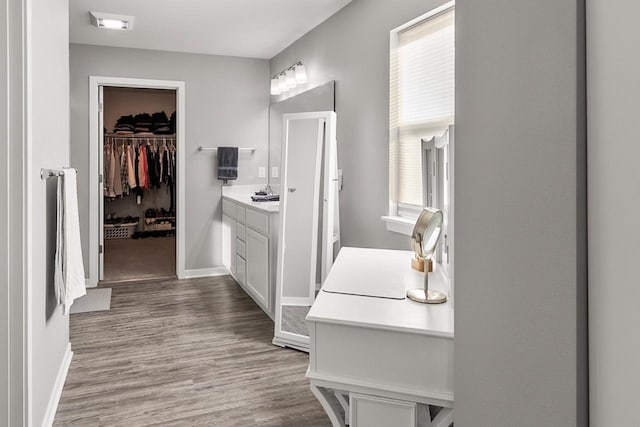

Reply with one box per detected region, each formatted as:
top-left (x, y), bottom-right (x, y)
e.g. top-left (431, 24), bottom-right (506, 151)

top-left (89, 11), bottom-right (135, 31)
top-left (270, 62), bottom-right (308, 95)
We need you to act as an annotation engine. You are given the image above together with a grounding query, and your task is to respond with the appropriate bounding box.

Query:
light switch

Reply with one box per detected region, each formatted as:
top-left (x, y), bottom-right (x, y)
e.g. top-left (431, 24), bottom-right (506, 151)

top-left (271, 167), bottom-right (279, 178)
top-left (258, 167), bottom-right (266, 178)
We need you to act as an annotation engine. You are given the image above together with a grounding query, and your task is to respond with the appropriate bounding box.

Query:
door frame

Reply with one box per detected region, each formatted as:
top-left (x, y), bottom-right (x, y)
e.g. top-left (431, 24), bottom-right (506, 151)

top-left (88, 76), bottom-right (186, 286)
top-left (3, 0), bottom-right (29, 423)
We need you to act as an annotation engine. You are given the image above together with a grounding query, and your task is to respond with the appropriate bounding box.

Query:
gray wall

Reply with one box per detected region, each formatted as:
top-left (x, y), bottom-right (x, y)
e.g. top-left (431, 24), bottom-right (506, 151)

top-left (587, 1), bottom-right (639, 425)
top-left (455, 1), bottom-right (587, 426)
top-left (270, 0), bottom-right (451, 250)
top-left (31, 0), bottom-right (72, 424)
top-left (70, 44), bottom-right (270, 272)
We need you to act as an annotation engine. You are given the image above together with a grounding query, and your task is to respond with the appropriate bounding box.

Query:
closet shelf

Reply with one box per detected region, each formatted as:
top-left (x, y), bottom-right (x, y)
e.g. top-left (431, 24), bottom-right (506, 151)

top-left (105, 133), bottom-right (176, 139)
top-left (104, 222), bottom-right (139, 228)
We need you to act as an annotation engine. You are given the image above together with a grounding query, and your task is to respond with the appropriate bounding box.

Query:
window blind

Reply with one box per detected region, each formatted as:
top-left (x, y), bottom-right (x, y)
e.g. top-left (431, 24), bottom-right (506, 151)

top-left (390, 8), bottom-right (455, 208)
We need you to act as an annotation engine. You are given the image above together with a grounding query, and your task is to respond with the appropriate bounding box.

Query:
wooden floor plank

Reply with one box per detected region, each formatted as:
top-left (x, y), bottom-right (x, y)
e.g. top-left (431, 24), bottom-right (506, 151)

top-left (53, 276), bottom-right (330, 426)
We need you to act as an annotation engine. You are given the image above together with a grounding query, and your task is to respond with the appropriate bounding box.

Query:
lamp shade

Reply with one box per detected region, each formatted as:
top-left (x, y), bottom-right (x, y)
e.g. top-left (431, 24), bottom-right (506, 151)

top-left (285, 68), bottom-right (297, 88)
top-left (270, 78), bottom-right (281, 95)
top-left (278, 75), bottom-right (289, 92)
top-left (294, 64), bottom-right (308, 84)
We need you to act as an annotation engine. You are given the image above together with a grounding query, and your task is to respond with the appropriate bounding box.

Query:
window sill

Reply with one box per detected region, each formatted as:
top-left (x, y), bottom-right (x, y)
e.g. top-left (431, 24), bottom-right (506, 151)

top-left (381, 215), bottom-right (416, 236)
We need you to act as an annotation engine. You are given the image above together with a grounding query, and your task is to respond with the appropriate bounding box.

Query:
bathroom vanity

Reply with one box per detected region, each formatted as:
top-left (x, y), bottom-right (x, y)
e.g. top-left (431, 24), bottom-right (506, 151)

top-left (306, 247), bottom-right (454, 427)
top-left (222, 187), bottom-right (279, 319)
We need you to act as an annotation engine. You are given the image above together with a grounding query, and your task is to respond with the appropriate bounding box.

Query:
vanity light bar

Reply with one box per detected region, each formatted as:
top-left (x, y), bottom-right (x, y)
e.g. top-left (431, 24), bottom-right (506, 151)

top-left (270, 62), bottom-right (307, 95)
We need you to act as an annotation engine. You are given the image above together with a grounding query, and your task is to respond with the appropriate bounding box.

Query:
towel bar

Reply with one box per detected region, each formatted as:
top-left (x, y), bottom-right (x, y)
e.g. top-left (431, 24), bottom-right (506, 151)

top-left (198, 146), bottom-right (255, 153)
top-left (40, 168), bottom-right (78, 180)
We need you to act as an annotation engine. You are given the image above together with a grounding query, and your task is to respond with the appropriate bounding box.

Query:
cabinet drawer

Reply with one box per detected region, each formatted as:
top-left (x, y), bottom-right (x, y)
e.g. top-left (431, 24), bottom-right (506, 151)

top-left (236, 254), bottom-right (246, 285)
top-left (222, 199), bottom-right (236, 219)
top-left (236, 238), bottom-right (246, 258)
top-left (350, 393), bottom-right (417, 427)
top-left (236, 206), bottom-right (246, 225)
top-left (236, 223), bottom-right (246, 243)
top-left (246, 208), bottom-right (269, 234)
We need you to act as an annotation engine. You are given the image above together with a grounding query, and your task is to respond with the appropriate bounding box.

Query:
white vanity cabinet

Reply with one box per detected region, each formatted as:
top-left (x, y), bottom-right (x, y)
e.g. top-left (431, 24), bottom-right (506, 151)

top-left (222, 195), bottom-right (279, 319)
top-left (307, 248), bottom-right (454, 427)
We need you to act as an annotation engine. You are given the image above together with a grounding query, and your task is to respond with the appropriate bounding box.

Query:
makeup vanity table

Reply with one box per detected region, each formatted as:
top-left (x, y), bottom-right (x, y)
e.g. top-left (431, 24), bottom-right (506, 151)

top-left (306, 247), bottom-right (454, 427)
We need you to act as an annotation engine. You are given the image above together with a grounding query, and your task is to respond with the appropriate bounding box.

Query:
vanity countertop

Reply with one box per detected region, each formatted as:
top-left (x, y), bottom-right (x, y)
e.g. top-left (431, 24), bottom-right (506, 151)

top-left (307, 247), bottom-right (454, 338)
top-left (221, 185), bottom-right (280, 213)
top-left (222, 193), bottom-right (279, 213)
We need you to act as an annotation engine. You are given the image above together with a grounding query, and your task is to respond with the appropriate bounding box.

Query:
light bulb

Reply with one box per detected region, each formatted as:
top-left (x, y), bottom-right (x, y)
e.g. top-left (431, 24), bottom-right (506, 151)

top-left (294, 64), bottom-right (307, 84)
top-left (100, 18), bottom-right (126, 30)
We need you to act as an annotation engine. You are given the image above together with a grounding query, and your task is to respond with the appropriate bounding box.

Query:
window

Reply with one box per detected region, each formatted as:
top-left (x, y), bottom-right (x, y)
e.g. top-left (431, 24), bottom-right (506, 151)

top-left (386, 3), bottom-right (455, 233)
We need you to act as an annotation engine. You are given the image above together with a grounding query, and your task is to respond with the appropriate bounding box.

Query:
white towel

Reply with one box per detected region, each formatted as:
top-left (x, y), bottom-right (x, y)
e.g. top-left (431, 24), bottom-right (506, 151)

top-left (54, 168), bottom-right (86, 314)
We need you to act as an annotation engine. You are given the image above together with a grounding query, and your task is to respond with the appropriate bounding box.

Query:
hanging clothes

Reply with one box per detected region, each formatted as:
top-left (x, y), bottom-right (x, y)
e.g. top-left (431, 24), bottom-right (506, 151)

top-left (112, 144), bottom-right (123, 197)
top-left (138, 144), bottom-right (148, 190)
top-left (119, 144), bottom-right (129, 196)
top-left (126, 145), bottom-right (137, 189)
top-left (103, 136), bottom-right (176, 207)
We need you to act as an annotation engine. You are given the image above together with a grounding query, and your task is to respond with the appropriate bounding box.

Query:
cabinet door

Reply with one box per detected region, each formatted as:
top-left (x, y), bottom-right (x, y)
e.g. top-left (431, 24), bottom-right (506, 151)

top-left (230, 220), bottom-right (237, 275)
top-left (222, 214), bottom-right (233, 271)
top-left (236, 254), bottom-right (246, 285)
top-left (222, 216), bottom-right (236, 275)
top-left (246, 228), bottom-right (270, 310)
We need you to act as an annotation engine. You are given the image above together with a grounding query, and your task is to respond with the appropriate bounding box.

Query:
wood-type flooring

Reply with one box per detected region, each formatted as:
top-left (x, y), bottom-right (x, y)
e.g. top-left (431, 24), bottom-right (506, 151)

top-left (53, 276), bottom-right (330, 426)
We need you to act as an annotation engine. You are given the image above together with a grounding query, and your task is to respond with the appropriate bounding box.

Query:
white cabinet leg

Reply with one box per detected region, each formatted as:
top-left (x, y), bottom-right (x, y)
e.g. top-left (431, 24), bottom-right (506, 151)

top-left (310, 383), bottom-right (346, 427)
top-left (417, 404), bottom-right (432, 427)
top-left (334, 391), bottom-right (350, 425)
top-left (431, 407), bottom-right (454, 427)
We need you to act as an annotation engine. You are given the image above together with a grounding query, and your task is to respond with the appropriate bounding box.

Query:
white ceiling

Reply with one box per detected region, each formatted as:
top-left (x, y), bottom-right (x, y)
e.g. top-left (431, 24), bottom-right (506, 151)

top-left (69, 0), bottom-right (352, 59)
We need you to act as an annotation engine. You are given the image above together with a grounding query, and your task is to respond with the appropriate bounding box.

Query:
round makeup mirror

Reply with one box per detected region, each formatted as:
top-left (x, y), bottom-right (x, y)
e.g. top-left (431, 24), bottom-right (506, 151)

top-left (407, 207), bottom-right (447, 304)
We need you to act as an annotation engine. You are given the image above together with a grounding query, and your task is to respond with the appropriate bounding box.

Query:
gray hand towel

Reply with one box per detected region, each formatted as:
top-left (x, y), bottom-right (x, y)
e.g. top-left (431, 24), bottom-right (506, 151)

top-left (217, 147), bottom-right (238, 181)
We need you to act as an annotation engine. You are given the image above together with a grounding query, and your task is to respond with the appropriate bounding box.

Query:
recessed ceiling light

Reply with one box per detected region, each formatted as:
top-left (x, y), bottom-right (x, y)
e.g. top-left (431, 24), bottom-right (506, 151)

top-left (89, 11), bottom-right (135, 31)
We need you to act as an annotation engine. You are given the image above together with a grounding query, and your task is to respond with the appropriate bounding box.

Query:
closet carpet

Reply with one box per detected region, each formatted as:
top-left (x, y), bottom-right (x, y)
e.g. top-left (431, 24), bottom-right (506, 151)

top-left (103, 236), bottom-right (176, 282)
top-left (53, 276), bottom-right (331, 426)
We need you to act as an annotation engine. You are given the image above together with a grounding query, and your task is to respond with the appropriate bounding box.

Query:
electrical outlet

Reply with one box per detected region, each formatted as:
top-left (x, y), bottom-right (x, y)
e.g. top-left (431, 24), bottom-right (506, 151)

top-left (258, 167), bottom-right (266, 178)
top-left (271, 166), bottom-right (279, 178)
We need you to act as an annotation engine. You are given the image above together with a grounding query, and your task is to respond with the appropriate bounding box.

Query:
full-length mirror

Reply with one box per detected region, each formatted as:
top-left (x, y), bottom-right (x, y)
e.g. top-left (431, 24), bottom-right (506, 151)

top-left (273, 111), bottom-right (339, 352)
top-left (269, 81), bottom-right (335, 183)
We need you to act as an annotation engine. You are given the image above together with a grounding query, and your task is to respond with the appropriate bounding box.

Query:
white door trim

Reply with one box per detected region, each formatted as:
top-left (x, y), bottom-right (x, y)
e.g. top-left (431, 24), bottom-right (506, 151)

top-left (4, 0), bottom-right (29, 424)
top-left (88, 76), bottom-right (187, 286)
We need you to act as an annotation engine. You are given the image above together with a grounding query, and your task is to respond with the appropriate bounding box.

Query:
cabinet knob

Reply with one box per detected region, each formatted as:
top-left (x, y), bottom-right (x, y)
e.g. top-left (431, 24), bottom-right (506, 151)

top-left (288, 188), bottom-right (297, 193)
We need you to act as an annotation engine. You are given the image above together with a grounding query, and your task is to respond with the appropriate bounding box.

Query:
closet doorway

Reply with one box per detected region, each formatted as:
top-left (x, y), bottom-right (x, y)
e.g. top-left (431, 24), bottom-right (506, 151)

top-left (88, 77), bottom-right (186, 286)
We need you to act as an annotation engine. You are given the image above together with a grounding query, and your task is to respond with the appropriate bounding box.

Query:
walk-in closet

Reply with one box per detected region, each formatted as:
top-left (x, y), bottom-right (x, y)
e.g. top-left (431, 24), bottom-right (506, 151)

top-left (101, 87), bottom-right (177, 282)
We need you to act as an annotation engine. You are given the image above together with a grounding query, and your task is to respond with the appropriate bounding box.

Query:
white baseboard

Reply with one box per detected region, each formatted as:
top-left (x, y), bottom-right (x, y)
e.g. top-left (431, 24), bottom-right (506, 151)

top-left (182, 267), bottom-right (229, 279)
top-left (42, 343), bottom-right (73, 427)
top-left (85, 278), bottom-right (97, 288)
top-left (281, 297), bottom-right (313, 306)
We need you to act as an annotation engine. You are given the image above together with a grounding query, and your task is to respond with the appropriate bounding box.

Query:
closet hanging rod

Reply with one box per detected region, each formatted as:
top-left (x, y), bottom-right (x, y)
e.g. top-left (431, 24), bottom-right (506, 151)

top-left (40, 168), bottom-right (78, 180)
top-left (104, 135), bottom-right (176, 139)
top-left (198, 146), bottom-right (256, 153)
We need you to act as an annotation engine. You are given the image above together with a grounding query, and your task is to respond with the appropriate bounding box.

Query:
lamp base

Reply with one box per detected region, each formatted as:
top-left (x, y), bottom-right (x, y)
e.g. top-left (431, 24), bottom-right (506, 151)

top-left (406, 288), bottom-right (447, 304)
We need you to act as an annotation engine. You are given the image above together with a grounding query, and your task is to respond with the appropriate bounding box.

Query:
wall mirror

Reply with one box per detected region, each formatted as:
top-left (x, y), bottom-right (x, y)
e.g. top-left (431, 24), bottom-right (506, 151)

top-left (269, 81), bottom-right (335, 184)
top-left (273, 111), bottom-right (339, 352)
